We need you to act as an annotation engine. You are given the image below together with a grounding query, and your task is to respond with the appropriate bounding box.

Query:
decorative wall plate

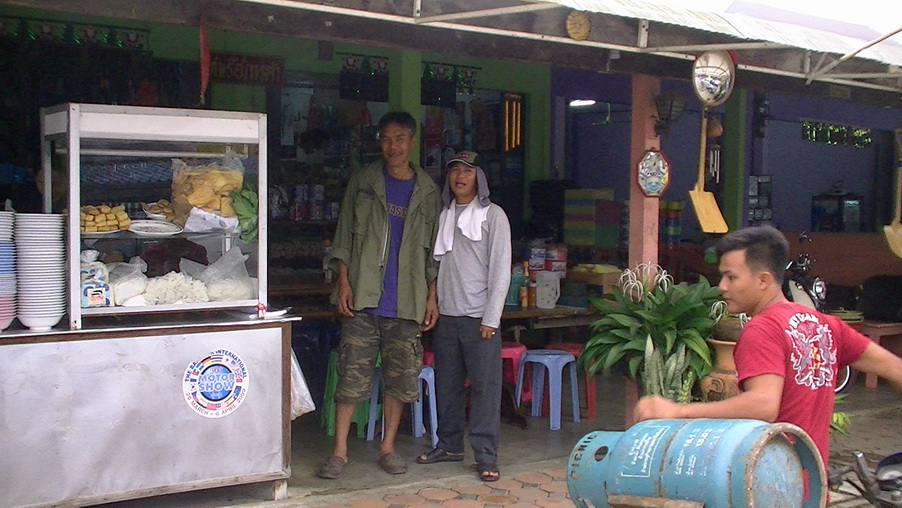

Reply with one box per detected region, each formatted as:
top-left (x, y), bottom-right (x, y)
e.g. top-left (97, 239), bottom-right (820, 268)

top-left (566, 11), bottom-right (591, 41)
top-left (637, 148), bottom-right (671, 197)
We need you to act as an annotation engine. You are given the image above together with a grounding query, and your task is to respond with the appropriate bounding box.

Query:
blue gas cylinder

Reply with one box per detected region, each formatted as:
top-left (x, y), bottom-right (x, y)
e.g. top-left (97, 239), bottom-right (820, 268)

top-left (567, 419), bottom-right (825, 508)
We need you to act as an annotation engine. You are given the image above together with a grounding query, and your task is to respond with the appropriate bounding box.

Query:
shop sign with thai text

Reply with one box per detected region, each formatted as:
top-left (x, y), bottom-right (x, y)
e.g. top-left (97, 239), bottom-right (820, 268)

top-left (210, 52), bottom-right (284, 85)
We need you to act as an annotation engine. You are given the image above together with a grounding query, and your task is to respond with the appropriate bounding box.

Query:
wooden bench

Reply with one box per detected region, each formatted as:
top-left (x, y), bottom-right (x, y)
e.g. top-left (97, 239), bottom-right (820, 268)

top-left (851, 320), bottom-right (902, 388)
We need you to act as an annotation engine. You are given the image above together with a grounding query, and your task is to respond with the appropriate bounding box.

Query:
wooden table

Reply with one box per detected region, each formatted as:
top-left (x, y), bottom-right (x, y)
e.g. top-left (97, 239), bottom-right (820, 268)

top-left (501, 305), bottom-right (595, 330)
top-left (851, 320), bottom-right (902, 388)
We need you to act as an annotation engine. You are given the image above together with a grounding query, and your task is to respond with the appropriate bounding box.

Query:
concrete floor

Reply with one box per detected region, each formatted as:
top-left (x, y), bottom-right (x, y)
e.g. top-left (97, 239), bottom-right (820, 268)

top-left (103, 371), bottom-right (901, 507)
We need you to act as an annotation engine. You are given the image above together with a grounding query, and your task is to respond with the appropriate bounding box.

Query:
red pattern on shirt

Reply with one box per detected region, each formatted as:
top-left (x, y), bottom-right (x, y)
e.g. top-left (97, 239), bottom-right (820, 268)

top-left (734, 301), bottom-right (870, 467)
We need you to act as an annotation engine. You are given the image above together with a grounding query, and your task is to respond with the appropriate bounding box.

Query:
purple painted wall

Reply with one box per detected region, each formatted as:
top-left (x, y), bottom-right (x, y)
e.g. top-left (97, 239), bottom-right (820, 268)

top-left (551, 66), bottom-right (901, 235)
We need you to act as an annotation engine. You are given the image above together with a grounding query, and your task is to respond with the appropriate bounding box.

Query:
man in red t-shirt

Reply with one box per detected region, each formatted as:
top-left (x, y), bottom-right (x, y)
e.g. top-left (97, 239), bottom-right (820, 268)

top-left (635, 225), bottom-right (902, 469)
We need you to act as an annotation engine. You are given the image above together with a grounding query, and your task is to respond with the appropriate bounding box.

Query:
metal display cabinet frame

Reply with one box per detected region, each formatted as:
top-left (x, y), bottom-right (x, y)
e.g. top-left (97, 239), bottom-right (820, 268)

top-left (40, 103), bottom-right (268, 329)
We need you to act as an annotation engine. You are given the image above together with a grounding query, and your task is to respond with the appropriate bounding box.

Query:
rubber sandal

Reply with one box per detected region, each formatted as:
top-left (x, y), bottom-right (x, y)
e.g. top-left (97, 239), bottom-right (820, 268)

top-left (477, 462), bottom-right (500, 482)
top-left (316, 455), bottom-right (346, 480)
top-left (378, 452), bottom-right (408, 475)
top-left (416, 447), bottom-right (464, 464)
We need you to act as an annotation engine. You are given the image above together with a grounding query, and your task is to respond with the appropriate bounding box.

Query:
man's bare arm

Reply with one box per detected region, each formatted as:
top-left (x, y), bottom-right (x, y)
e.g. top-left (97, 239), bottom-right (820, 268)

top-left (635, 374), bottom-right (784, 422)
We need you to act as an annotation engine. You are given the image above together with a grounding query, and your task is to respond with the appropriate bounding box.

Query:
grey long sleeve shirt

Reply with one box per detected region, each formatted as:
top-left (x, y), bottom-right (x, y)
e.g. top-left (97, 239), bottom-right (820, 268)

top-left (436, 202), bottom-right (512, 329)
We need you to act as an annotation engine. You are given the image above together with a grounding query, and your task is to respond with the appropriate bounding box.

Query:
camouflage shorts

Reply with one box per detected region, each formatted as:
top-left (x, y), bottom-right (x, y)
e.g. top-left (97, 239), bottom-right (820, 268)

top-left (334, 313), bottom-right (423, 404)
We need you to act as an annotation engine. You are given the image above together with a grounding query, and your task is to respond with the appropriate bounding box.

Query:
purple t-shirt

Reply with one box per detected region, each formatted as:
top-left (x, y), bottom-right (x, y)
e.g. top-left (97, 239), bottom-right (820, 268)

top-left (368, 169), bottom-right (415, 318)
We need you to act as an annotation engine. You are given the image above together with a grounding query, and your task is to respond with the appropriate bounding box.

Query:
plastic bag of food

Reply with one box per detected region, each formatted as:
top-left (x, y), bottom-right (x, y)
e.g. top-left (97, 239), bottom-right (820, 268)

top-left (170, 150), bottom-right (245, 225)
top-left (291, 347), bottom-right (316, 419)
top-left (180, 246), bottom-right (254, 301)
top-left (108, 257), bottom-right (149, 306)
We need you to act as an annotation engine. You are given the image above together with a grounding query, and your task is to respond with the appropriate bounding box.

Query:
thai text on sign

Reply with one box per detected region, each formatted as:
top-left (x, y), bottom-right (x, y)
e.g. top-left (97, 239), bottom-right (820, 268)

top-left (210, 52), bottom-right (284, 85)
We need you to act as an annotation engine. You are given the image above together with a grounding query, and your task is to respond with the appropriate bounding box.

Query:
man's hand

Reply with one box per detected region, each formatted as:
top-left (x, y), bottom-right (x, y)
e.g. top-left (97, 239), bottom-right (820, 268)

top-left (634, 395), bottom-right (683, 421)
top-left (422, 280), bottom-right (438, 332)
top-left (336, 280), bottom-right (354, 317)
top-left (480, 325), bottom-right (497, 340)
top-left (334, 260), bottom-right (354, 317)
top-left (422, 297), bottom-right (438, 332)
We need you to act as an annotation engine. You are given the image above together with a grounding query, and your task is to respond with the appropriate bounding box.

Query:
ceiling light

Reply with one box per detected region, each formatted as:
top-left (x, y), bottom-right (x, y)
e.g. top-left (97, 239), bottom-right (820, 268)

top-left (569, 99), bottom-right (596, 107)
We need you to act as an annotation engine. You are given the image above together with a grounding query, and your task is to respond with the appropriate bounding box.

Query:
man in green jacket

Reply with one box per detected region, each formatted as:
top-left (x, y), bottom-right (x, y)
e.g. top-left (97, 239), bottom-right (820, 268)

top-left (317, 111), bottom-right (441, 479)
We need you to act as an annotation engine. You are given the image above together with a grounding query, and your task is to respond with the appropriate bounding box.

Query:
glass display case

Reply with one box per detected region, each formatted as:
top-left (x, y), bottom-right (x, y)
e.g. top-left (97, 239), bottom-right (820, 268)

top-left (40, 103), bottom-right (268, 329)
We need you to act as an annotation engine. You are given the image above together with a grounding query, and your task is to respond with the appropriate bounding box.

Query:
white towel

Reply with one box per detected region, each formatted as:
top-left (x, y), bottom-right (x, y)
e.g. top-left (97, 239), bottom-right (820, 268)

top-left (433, 200), bottom-right (489, 260)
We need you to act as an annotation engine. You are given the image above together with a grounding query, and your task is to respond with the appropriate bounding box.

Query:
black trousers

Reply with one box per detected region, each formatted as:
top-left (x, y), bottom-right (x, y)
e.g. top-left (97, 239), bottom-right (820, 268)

top-left (432, 315), bottom-right (502, 464)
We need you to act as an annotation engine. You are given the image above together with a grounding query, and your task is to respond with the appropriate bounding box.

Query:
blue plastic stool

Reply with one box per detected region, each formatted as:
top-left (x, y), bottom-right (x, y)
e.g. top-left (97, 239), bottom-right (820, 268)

top-left (412, 366), bottom-right (439, 447)
top-left (366, 366), bottom-right (384, 441)
top-left (515, 349), bottom-right (580, 430)
top-left (367, 365), bottom-right (439, 446)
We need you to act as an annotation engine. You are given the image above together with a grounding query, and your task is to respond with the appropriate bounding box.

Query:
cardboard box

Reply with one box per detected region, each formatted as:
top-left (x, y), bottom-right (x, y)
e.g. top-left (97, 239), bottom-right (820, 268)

top-left (567, 268), bottom-right (621, 297)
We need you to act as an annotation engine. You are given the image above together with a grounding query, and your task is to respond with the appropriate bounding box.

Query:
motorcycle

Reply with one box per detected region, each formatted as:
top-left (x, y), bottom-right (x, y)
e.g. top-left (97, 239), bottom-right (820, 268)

top-left (828, 451), bottom-right (902, 507)
top-left (783, 232), bottom-right (854, 393)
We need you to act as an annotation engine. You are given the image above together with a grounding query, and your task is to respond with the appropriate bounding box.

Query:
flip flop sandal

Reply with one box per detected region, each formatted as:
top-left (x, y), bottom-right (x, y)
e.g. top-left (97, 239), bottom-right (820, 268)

top-left (416, 447), bottom-right (465, 464)
top-left (378, 452), bottom-right (408, 475)
top-left (316, 455), bottom-right (346, 480)
top-left (477, 462), bottom-right (500, 482)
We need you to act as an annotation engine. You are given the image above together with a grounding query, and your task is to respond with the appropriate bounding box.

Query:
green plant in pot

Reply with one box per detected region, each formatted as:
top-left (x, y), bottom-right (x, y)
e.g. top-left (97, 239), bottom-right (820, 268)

top-left (579, 263), bottom-right (723, 402)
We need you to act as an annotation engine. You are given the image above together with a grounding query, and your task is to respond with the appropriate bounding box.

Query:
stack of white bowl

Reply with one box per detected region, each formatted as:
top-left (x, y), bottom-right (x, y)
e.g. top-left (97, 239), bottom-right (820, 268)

top-left (15, 213), bottom-right (66, 331)
top-left (0, 211), bottom-right (14, 331)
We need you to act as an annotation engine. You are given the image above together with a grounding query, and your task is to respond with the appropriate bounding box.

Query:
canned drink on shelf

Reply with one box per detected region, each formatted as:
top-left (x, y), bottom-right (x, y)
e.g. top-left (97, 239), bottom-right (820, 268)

top-left (290, 202), bottom-right (307, 221)
top-left (293, 184), bottom-right (308, 204)
top-left (310, 201), bottom-right (324, 221)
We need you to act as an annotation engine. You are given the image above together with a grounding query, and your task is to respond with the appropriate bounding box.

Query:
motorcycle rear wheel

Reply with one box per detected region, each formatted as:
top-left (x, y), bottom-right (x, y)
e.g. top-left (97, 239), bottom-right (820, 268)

top-left (836, 365), bottom-right (856, 393)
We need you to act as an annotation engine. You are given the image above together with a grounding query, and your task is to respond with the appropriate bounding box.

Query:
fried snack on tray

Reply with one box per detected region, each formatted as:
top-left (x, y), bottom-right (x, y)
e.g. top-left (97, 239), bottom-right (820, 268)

top-left (141, 199), bottom-right (177, 221)
top-left (80, 204), bottom-right (130, 233)
top-left (171, 162), bottom-right (243, 223)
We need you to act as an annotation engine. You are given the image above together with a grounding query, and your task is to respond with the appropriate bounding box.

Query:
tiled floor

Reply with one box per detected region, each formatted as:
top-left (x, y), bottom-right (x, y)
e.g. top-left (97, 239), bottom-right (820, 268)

top-left (313, 469), bottom-right (573, 508)
top-left (105, 372), bottom-right (901, 508)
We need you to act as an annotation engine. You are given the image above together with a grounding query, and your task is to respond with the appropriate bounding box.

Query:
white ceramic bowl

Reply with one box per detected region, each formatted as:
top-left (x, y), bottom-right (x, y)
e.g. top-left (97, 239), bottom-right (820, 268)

top-left (17, 313), bottom-right (64, 331)
top-left (18, 309), bottom-right (66, 316)
top-left (0, 314), bottom-right (14, 331)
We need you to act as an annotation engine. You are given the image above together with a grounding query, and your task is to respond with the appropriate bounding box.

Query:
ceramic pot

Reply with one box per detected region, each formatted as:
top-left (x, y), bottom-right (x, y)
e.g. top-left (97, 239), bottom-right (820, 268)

top-left (699, 338), bottom-right (740, 402)
top-left (712, 316), bottom-right (743, 342)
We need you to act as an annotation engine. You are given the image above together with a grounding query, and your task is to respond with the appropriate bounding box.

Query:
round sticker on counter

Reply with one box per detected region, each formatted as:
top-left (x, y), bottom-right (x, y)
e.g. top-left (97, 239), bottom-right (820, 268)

top-left (183, 349), bottom-right (249, 418)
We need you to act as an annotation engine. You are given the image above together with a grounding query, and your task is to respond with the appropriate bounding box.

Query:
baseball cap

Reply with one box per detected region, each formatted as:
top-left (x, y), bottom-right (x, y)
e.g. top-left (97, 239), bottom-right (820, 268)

top-left (447, 150), bottom-right (481, 168)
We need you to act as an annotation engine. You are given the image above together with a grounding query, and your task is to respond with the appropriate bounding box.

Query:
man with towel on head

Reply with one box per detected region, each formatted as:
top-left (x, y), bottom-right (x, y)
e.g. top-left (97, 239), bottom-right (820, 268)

top-left (416, 150), bottom-right (511, 482)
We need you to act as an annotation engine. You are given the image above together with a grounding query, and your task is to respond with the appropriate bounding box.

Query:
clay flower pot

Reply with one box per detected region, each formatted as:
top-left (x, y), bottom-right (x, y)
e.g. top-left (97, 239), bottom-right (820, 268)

top-left (699, 338), bottom-right (741, 401)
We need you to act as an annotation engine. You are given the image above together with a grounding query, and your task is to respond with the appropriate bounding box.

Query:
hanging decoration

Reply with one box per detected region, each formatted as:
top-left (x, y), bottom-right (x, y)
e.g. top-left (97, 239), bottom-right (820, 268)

top-left (422, 61), bottom-right (479, 96)
top-left (636, 148), bottom-right (671, 197)
top-left (337, 52), bottom-right (389, 101)
top-left (0, 15), bottom-right (148, 49)
top-left (802, 121), bottom-right (871, 148)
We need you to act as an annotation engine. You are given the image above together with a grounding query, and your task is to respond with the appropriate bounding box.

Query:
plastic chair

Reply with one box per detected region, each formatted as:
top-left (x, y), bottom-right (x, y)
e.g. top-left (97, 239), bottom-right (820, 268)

top-left (366, 366), bottom-right (383, 441)
top-left (412, 366), bottom-right (439, 447)
top-left (502, 325), bottom-right (529, 401)
top-left (367, 365), bottom-right (439, 447)
top-left (546, 342), bottom-right (597, 419)
top-left (515, 349), bottom-right (580, 430)
top-left (321, 349), bottom-right (378, 438)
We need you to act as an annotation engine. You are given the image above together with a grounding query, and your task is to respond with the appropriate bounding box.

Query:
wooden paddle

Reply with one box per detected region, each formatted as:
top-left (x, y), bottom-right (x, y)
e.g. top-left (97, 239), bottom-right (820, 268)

top-left (689, 108), bottom-right (729, 233)
top-left (884, 165), bottom-right (902, 258)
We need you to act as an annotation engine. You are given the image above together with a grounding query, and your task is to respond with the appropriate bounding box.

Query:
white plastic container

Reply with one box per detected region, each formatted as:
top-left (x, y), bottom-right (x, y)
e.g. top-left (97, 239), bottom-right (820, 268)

top-left (535, 270), bottom-right (560, 309)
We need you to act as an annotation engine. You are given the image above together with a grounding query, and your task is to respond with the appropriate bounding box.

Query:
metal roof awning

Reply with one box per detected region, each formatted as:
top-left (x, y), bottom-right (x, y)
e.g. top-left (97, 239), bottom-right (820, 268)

top-left (8, 0), bottom-right (902, 100)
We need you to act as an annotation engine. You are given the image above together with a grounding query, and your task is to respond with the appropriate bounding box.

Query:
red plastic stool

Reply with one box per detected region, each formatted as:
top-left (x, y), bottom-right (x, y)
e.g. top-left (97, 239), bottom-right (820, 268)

top-left (502, 326), bottom-right (530, 402)
top-left (546, 342), bottom-right (596, 419)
